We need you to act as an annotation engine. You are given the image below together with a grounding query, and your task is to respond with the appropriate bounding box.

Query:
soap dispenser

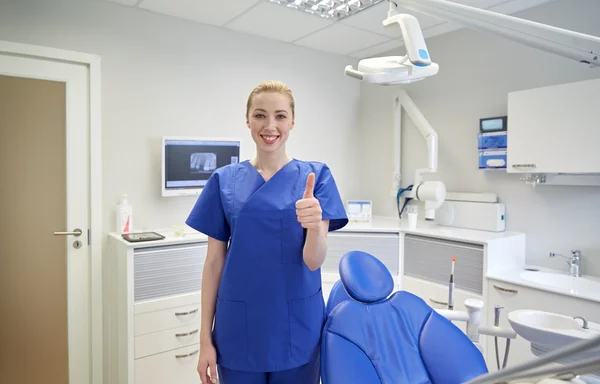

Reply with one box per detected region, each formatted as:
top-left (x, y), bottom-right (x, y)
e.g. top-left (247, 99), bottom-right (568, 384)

top-left (116, 194), bottom-right (133, 233)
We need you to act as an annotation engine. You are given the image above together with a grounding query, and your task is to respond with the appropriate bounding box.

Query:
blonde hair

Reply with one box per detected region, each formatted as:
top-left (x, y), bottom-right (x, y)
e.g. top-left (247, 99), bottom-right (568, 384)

top-left (246, 80), bottom-right (295, 118)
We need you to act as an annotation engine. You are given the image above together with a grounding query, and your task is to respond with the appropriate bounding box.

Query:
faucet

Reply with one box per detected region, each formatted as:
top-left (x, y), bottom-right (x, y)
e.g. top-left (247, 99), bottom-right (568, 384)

top-left (573, 316), bottom-right (589, 329)
top-left (549, 250), bottom-right (582, 277)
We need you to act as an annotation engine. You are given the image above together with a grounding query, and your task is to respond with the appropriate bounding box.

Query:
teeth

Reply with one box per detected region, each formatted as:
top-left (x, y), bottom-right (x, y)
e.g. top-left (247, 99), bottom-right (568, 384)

top-left (263, 135), bottom-right (278, 141)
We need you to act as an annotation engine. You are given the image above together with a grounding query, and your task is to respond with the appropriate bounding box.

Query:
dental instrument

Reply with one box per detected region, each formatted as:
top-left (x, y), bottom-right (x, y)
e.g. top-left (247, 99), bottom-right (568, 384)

top-left (493, 305), bottom-right (512, 371)
top-left (344, 0), bottom-right (600, 86)
top-left (448, 256), bottom-right (456, 310)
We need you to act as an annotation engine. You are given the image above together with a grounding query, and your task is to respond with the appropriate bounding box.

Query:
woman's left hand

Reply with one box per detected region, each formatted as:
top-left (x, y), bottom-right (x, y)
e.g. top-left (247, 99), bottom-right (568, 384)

top-left (296, 173), bottom-right (323, 231)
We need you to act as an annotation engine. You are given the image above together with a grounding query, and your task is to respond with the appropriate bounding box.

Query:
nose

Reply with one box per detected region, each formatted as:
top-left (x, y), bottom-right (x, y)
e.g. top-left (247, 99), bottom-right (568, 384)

top-left (266, 116), bottom-right (278, 129)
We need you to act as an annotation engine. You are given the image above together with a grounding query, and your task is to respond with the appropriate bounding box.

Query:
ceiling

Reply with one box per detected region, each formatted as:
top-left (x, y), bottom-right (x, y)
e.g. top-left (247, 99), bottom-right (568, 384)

top-left (102, 0), bottom-right (553, 58)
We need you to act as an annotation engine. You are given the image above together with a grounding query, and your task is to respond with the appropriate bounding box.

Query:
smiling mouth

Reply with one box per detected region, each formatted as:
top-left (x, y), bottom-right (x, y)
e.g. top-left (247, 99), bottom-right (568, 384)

top-left (260, 135), bottom-right (279, 145)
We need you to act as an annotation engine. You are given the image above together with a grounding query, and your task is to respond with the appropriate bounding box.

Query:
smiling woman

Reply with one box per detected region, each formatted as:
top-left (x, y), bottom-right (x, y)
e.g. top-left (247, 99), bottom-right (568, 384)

top-left (246, 80), bottom-right (295, 162)
top-left (185, 80), bottom-right (349, 384)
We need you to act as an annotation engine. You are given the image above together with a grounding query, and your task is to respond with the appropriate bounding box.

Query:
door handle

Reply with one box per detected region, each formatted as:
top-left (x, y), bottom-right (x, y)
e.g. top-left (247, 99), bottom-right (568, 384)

top-left (54, 228), bottom-right (83, 237)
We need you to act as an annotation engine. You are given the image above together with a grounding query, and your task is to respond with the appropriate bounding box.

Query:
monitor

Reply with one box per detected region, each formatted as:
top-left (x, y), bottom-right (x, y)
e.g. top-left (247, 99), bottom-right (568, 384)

top-left (161, 136), bottom-right (241, 197)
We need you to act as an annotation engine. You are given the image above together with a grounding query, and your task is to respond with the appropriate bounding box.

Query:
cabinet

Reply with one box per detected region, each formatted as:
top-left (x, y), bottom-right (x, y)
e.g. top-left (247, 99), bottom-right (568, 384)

top-left (104, 235), bottom-right (206, 384)
top-left (507, 78), bottom-right (600, 174)
top-left (485, 278), bottom-right (600, 372)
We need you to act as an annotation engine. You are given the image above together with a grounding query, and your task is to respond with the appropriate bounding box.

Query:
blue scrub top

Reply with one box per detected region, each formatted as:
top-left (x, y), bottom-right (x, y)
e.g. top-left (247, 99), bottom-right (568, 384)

top-left (186, 159), bottom-right (348, 373)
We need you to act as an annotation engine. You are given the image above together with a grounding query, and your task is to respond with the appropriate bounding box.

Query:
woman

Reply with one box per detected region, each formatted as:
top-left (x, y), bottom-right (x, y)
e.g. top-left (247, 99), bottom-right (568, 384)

top-left (186, 80), bottom-right (348, 384)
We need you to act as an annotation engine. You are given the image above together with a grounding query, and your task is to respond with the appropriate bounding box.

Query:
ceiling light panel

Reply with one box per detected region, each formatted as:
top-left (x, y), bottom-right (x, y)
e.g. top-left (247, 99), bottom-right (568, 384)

top-left (268, 0), bottom-right (386, 21)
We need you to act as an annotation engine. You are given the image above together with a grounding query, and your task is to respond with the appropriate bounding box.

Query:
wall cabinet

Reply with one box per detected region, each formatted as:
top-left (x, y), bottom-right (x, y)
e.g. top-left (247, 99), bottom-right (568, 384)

top-left (485, 278), bottom-right (600, 372)
top-left (507, 78), bottom-right (600, 174)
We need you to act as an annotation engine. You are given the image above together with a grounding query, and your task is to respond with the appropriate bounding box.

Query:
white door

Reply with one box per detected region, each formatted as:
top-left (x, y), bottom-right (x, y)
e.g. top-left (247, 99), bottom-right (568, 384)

top-left (0, 53), bottom-right (91, 383)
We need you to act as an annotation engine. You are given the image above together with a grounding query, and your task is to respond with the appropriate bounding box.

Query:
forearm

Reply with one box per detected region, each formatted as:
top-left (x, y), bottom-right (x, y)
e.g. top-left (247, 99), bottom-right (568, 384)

top-left (199, 258), bottom-right (224, 345)
top-left (303, 220), bottom-right (329, 271)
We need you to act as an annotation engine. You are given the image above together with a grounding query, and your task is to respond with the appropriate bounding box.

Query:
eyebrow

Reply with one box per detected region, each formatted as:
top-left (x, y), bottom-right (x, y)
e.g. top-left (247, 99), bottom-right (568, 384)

top-left (253, 108), bottom-right (288, 114)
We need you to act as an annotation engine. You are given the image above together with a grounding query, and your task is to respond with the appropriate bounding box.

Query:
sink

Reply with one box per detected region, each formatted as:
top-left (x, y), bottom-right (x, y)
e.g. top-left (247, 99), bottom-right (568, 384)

top-left (508, 309), bottom-right (600, 361)
top-left (520, 270), bottom-right (600, 295)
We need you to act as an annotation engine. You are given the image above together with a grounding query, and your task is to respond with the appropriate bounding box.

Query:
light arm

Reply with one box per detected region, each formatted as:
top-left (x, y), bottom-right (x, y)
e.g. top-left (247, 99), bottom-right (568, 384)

top-left (394, 0), bottom-right (600, 67)
top-left (396, 90), bottom-right (446, 220)
top-left (397, 90), bottom-right (438, 184)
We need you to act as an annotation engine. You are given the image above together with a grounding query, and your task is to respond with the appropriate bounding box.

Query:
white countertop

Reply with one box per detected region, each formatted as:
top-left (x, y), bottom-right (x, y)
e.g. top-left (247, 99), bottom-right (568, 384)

top-left (341, 216), bottom-right (525, 244)
top-left (108, 229), bottom-right (208, 248)
top-left (487, 266), bottom-right (600, 304)
top-left (109, 216), bottom-right (526, 248)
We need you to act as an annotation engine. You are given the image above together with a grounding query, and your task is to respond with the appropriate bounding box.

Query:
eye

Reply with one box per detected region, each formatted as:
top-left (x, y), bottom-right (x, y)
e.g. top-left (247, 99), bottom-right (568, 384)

top-left (277, 114), bottom-right (287, 119)
top-left (254, 113), bottom-right (265, 118)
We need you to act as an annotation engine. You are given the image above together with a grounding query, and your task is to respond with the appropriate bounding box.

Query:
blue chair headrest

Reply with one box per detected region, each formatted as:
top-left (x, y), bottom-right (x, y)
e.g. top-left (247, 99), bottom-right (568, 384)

top-left (339, 250), bottom-right (394, 303)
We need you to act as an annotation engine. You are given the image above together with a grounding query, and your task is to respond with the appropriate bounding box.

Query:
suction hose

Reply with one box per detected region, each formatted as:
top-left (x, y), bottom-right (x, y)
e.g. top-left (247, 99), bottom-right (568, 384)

top-left (494, 306), bottom-right (512, 370)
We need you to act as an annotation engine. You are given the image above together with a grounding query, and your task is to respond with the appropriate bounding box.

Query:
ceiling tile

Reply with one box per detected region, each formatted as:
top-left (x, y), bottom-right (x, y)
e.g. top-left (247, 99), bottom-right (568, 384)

top-left (457, 0), bottom-right (507, 8)
top-left (349, 39), bottom-right (405, 59)
top-left (341, 2), bottom-right (443, 38)
top-left (137, 0), bottom-right (262, 26)
top-left (224, 1), bottom-right (334, 43)
top-left (103, 0), bottom-right (139, 5)
top-left (486, 0), bottom-right (554, 14)
top-left (294, 24), bottom-right (391, 55)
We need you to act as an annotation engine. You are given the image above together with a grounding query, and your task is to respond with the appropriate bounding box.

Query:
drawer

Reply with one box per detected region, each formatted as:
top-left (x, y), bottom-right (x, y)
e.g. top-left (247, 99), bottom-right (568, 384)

top-left (135, 343), bottom-right (201, 384)
top-left (402, 275), bottom-right (484, 335)
top-left (135, 323), bottom-right (201, 359)
top-left (135, 302), bottom-right (200, 336)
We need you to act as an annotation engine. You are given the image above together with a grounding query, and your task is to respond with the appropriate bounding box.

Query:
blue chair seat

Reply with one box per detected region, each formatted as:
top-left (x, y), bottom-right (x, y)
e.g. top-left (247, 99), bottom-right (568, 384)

top-left (321, 251), bottom-right (488, 384)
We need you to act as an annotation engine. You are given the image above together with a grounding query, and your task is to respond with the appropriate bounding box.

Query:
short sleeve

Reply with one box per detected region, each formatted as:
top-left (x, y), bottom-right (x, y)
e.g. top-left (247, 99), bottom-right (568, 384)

top-left (185, 172), bottom-right (231, 242)
top-left (314, 164), bottom-right (349, 232)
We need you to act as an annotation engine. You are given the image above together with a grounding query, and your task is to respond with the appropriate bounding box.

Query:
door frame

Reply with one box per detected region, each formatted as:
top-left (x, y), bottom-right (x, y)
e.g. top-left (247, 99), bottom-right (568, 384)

top-left (0, 40), bottom-right (103, 384)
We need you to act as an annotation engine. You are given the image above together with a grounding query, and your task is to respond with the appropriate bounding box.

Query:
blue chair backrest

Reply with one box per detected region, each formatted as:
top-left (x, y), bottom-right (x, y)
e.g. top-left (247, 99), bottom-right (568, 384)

top-left (321, 250), bottom-right (488, 384)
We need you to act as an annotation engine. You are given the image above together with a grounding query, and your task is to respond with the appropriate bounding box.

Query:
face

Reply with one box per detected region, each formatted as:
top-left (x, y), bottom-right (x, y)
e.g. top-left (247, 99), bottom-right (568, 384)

top-left (246, 92), bottom-right (295, 154)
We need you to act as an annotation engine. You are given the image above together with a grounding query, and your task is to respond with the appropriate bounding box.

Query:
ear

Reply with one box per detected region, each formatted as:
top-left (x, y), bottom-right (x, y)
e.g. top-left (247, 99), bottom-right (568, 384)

top-left (246, 117), bottom-right (250, 129)
top-left (290, 117), bottom-right (295, 130)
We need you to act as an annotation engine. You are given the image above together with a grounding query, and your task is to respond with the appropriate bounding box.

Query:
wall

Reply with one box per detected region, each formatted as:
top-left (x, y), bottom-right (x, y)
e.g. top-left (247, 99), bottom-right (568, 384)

top-left (0, 0), bottom-right (362, 237)
top-left (358, 0), bottom-right (600, 276)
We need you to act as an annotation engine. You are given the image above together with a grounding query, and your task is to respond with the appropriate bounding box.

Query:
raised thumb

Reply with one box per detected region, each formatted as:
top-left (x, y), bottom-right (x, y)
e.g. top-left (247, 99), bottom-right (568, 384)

top-left (303, 172), bottom-right (315, 198)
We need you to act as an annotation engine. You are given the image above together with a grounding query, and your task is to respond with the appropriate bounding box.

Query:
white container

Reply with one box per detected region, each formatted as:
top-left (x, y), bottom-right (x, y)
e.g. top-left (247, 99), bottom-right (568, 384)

top-left (116, 194), bottom-right (133, 233)
top-left (407, 204), bottom-right (418, 229)
top-left (408, 213), bottom-right (418, 229)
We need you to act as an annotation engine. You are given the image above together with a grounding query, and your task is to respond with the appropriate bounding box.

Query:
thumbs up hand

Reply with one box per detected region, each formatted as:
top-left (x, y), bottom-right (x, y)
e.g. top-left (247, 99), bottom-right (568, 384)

top-left (296, 172), bottom-right (322, 230)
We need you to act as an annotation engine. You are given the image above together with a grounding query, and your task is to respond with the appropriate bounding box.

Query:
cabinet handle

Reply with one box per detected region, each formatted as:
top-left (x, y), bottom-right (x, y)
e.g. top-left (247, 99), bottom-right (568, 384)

top-left (175, 329), bottom-right (199, 337)
top-left (175, 349), bottom-right (199, 359)
top-left (429, 298), bottom-right (448, 306)
top-left (493, 284), bottom-right (518, 294)
top-left (175, 308), bottom-right (199, 316)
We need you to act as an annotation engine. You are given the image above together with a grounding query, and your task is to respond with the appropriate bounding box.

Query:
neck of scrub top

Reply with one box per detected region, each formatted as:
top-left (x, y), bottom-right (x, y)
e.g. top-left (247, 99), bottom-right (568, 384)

top-left (252, 150), bottom-right (293, 175)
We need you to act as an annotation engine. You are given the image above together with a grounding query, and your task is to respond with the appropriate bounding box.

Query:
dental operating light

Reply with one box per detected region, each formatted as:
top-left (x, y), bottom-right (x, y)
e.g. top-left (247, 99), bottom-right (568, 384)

top-left (344, 10), bottom-right (439, 85)
top-left (268, 0), bottom-right (386, 21)
top-left (345, 0), bottom-right (600, 85)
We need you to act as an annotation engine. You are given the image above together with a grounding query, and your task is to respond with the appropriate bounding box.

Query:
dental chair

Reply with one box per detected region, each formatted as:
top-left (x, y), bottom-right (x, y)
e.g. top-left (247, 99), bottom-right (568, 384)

top-left (321, 250), bottom-right (489, 384)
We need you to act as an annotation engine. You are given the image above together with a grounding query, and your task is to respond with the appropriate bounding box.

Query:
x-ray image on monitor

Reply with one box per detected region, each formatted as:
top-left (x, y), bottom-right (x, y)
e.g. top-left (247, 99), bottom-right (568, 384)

top-left (162, 137), bottom-right (241, 197)
top-left (190, 152), bottom-right (217, 173)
